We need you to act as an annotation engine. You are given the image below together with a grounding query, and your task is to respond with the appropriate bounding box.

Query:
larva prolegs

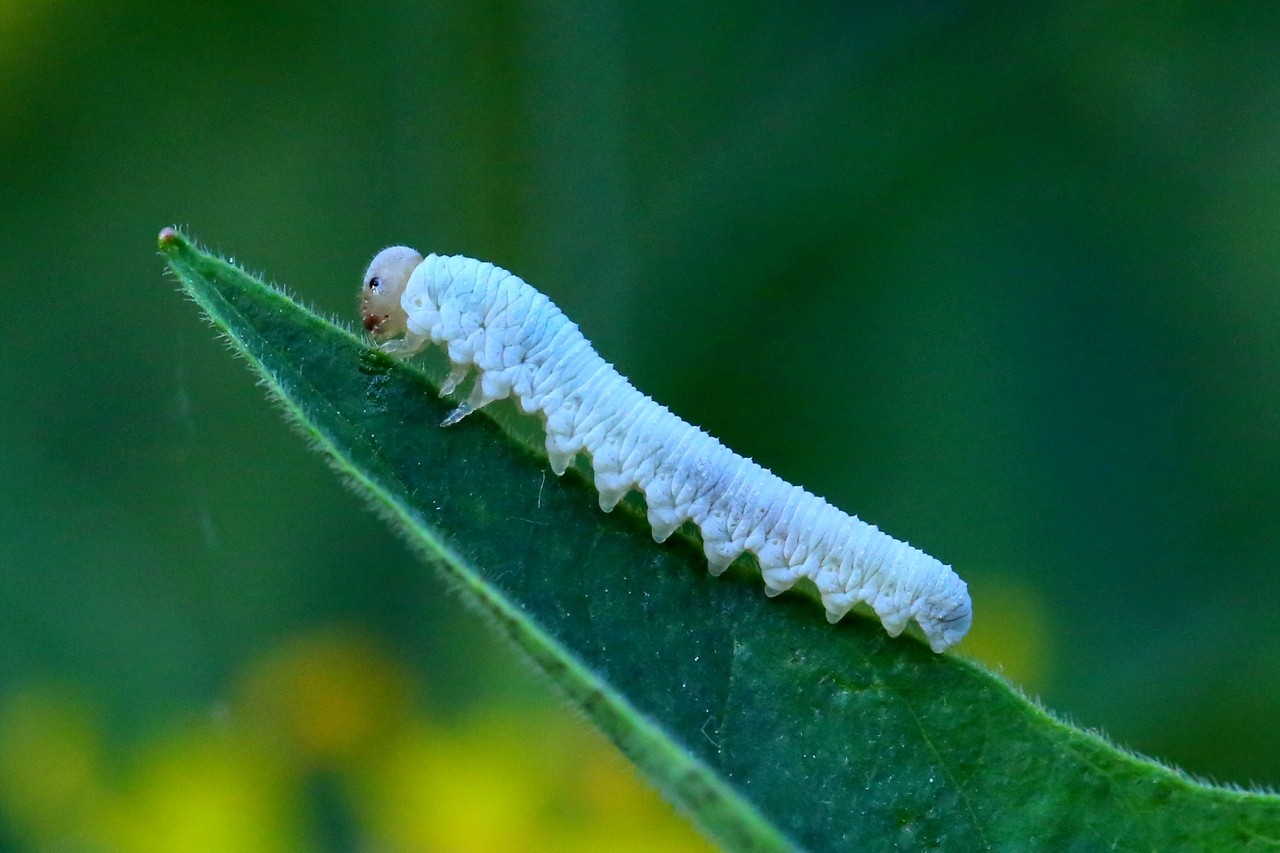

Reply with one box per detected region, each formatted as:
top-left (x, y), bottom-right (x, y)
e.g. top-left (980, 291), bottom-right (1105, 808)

top-left (379, 331), bottom-right (429, 358)
top-left (438, 369), bottom-right (498, 426)
top-left (441, 400), bottom-right (475, 427)
top-left (440, 363), bottom-right (469, 397)
top-left (358, 245), bottom-right (974, 653)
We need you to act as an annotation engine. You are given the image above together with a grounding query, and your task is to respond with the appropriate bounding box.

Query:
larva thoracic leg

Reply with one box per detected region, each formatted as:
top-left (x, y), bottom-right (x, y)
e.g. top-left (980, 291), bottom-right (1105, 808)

top-left (360, 247), bottom-right (973, 652)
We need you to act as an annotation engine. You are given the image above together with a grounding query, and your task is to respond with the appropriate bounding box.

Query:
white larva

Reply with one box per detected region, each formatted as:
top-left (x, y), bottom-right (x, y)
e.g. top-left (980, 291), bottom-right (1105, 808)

top-left (360, 247), bottom-right (972, 652)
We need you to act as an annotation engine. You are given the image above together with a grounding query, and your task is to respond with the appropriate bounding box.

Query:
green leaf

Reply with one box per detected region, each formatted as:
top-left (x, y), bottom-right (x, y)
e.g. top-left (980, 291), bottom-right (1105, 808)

top-left (160, 227), bottom-right (1280, 852)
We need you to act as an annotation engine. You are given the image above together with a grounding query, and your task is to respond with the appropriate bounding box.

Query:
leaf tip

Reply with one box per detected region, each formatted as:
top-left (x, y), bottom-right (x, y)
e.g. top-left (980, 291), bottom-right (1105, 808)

top-left (157, 226), bottom-right (186, 253)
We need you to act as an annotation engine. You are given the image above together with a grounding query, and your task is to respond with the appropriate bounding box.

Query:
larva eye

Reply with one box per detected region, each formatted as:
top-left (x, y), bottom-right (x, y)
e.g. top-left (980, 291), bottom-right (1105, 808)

top-left (368, 276), bottom-right (381, 291)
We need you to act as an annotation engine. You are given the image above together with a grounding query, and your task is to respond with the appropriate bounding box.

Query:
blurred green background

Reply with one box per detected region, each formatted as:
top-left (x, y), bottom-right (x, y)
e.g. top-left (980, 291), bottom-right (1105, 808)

top-left (3, 1), bottom-right (1280, 848)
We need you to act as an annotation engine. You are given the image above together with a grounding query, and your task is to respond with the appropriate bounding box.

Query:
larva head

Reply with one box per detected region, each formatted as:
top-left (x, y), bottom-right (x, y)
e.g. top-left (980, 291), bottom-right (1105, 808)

top-left (360, 245), bottom-right (423, 339)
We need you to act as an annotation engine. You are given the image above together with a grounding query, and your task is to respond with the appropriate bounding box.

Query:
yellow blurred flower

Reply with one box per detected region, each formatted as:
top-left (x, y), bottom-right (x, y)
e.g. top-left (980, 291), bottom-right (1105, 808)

top-left (351, 709), bottom-right (712, 853)
top-left (108, 725), bottom-right (298, 853)
top-left (0, 630), bottom-right (712, 852)
top-left (236, 628), bottom-right (411, 766)
top-left (0, 688), bottom-right (107, 845)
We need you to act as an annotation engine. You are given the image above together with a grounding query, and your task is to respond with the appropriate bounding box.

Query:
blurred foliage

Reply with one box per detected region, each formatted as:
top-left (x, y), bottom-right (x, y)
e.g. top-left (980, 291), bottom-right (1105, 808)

top-left (2, 0), bottom-right (1280, 847)
top-left (0, 630), bottom-right (710, 851)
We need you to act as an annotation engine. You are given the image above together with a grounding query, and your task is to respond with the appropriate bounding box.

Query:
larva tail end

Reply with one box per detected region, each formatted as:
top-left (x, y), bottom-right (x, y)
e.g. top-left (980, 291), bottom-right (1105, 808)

top-left (931, 606), bottom-right (973, 653)
top-left (926, 635), bottom-right (952, 654)
top-left (361, 245), bottom-right (422, 340)
top-left (918, 590), bottom-right (973, 653)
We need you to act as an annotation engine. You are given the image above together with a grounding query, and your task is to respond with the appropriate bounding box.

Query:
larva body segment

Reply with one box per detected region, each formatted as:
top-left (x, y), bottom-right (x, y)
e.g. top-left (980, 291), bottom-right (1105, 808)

top-left (360, 248), bottom-right (972, 652)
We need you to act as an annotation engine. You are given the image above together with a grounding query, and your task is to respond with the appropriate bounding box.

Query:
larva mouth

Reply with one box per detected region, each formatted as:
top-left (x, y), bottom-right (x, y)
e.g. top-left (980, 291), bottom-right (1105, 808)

top-left (362, 311), bottom-right (385, 334)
